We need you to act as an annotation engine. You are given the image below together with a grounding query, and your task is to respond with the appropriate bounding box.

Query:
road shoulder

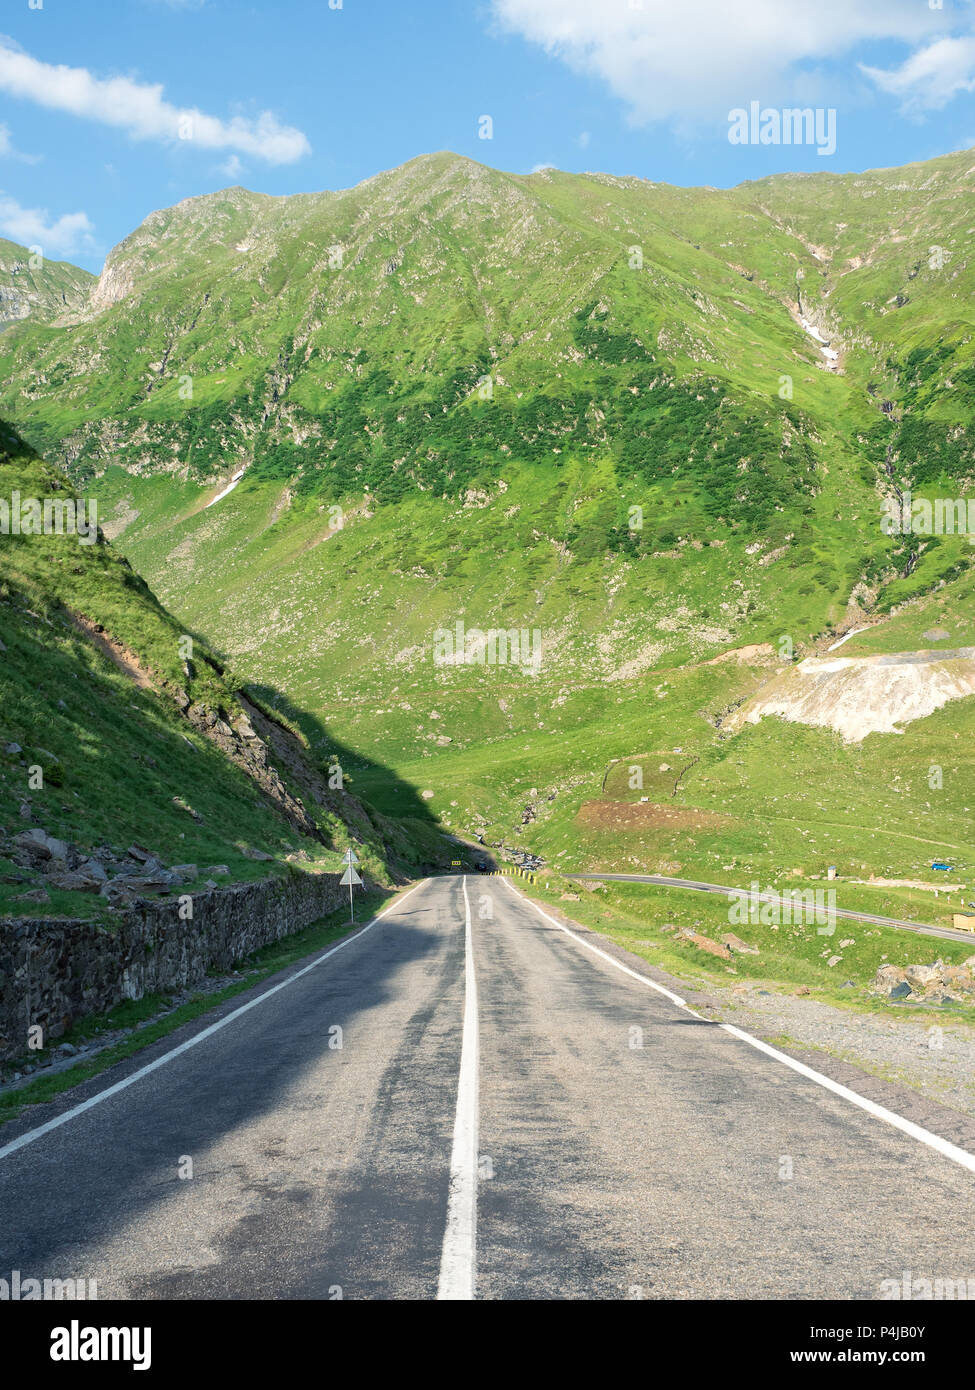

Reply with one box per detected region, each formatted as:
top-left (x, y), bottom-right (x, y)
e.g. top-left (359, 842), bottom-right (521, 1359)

top-left (506, 879), bottom-right (975, 1155)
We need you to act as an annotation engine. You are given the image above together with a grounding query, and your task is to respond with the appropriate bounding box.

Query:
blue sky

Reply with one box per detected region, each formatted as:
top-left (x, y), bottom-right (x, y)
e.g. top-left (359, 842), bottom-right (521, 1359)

top-left (1, 0), bottom-right (974, 271)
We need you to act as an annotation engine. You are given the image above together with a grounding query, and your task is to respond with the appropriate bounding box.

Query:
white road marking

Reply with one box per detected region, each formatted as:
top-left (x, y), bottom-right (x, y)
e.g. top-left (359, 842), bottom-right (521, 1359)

top-left (499, 877), bottom-right (687, 1009)
top-left (437, 875), bottom-right (479, 1300)
top-left (501, 877), bottom-right (975, 1177)
top-left (0, 880), bottom-right (428, 1163)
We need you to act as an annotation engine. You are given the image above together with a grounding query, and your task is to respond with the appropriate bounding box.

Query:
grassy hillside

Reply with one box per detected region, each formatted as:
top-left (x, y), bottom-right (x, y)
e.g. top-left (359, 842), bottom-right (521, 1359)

top-left (0, 237), bottom-right (94, 333)
top-left (0, 421), bottom-right (444, 922)
top-left (1, 150), bottom-right (974, 924)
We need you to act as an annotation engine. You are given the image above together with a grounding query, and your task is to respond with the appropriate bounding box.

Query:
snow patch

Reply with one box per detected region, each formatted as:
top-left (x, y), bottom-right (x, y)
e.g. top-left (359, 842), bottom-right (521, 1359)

top-left (205, 469), bottom-right (246, 508)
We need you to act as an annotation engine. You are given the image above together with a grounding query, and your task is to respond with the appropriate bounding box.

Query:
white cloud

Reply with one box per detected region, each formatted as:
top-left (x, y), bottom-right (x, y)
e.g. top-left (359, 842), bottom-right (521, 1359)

top-left (490, 0), bottom-right (956, 122)
top-left (0, 122), bottom-right (41, 163)
top-left (0, 192), bottom-right (94, 255)
top-left (0, 40), bottom-right (310, 163)
top-left (861, 35), bottom-right (975, 110)
top-left (219, 154), bottom-right (244, 179)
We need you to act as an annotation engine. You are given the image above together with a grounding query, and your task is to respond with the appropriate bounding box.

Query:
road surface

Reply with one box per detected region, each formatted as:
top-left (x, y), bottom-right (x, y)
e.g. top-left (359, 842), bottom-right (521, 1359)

top-left (569, 873), bottom-right (975, 945)
top-left (2, 874), bottom-right (975, 1300)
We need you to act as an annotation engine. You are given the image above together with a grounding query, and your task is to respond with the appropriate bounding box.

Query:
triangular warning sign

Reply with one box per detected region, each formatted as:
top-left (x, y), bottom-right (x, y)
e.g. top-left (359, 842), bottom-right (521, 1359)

top-left (340, 865), bottom-right (363, 886)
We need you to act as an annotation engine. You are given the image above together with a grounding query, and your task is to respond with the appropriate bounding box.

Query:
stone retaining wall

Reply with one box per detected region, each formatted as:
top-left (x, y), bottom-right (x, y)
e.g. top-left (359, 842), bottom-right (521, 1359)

top-left (0, 870), bottom-right (346, 1060)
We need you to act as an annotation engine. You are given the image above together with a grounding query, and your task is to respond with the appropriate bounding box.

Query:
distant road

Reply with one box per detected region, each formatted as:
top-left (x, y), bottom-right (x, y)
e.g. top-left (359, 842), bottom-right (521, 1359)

top-left (4, 874), bottom-right (975, 1299)
top-left (567, 873), bottom-right (975, 945)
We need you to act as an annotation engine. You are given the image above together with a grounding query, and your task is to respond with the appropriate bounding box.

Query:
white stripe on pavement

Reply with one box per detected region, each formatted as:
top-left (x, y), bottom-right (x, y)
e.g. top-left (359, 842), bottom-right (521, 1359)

top-left (437, 875), bottom-right (480, 1300)
top-left (0, 880), bottom-right (428, 1163)
top-left (501, 877), bottom-right (975, 1178)
top-left (499, 876), bottom-right (687, 1009)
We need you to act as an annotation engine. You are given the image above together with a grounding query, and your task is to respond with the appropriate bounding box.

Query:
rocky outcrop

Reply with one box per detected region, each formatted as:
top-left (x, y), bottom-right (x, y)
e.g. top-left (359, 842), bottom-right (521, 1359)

top-left (0, 869), bottom-right (346, 1060)
top-left (183, 699), bottom-right (322, 841)
top-left (726, 649), bottom-right (975, 743)
top-left (872, 958), bottom-right (975, 1004)
top-left (6, 829), bottom-right (203, 909)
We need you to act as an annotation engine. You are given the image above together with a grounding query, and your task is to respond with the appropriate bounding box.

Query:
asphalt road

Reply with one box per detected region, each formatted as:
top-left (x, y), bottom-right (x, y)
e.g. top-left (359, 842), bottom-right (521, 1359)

top-left (569, 872), bottom-right (975, 945)
top-left (2, 874), bottom-right (975, 1300)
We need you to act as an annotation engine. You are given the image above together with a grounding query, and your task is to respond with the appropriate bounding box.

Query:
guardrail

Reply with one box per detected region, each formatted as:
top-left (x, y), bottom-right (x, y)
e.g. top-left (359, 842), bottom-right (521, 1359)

top-left (491, 866), bottom-right (536, 885)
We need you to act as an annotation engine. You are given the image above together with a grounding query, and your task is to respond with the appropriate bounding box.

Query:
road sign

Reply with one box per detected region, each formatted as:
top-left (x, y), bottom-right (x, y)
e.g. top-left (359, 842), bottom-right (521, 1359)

top-left (451, 860), bottom-right (462, 867)
top-left (341, 861), bottom-right (363, 920)
top-left (342, 848), bottom-right (360, 865)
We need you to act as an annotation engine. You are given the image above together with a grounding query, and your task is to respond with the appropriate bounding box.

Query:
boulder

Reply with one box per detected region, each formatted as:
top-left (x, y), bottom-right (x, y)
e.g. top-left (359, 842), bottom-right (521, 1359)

top-left (45, 869), bottom-right (104, 893)
top-left (721, 932), bottom-right (759, 955)
top-left (905, 962), bottom-right (943, 989)
top-left (12, 887), bottom-right (50, 905)
top-left (875, 964), bottom-right (907, 989)
top-left (940, 966), bottom-right (975, 995)
top-left (100, 870), bottom-right (180, 901)
top-left (77, 858), bottom-right (109, 883)
top-left (14, 828), bottom-right (69, 863)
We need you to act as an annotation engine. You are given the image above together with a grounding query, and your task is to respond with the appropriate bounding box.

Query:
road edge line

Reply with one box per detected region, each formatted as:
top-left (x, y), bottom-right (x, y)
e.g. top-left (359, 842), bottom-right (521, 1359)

top-left (498, 876), bottom-right (687, 1008)
top-left (0, 879), bottom-right (428, 1163)
top-left (501, 877), bottom-right (975, 1177)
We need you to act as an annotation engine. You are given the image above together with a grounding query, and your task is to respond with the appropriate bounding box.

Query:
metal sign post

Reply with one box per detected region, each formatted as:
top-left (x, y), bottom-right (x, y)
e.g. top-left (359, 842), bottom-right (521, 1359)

top-left (340, 848), bottom-right (362, 921)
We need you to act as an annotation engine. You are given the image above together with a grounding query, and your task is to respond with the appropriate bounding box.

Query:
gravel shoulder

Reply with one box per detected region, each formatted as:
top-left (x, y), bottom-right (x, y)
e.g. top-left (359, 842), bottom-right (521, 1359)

top-left (715, 982), bottom-right (975, 1103)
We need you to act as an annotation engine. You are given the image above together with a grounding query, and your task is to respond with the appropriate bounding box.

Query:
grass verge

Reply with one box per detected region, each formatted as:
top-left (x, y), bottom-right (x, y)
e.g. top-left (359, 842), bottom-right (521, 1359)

top-left (512, 871), bottom-right (975, 1026)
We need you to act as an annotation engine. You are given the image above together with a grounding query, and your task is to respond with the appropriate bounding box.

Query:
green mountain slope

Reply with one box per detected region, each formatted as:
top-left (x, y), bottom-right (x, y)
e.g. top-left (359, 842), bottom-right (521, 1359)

top-left (0, 421), bottom-right (442, 921)
top-left (0, 238), bottom-right (94, 334)
top-left (1, 150), bottom-right (974, 902)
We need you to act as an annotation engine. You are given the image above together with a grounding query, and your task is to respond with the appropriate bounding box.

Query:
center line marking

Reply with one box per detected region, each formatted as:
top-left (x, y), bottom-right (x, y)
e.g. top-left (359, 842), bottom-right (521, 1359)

top-left (437, 875), bottom-right (479, 1300)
